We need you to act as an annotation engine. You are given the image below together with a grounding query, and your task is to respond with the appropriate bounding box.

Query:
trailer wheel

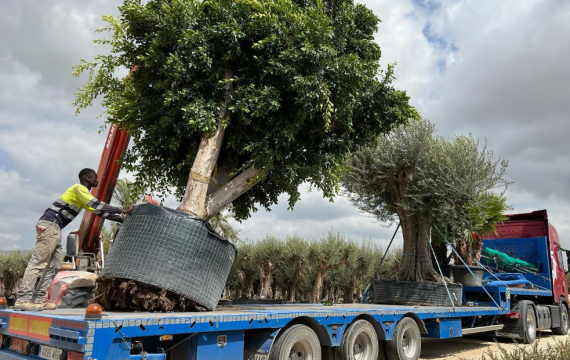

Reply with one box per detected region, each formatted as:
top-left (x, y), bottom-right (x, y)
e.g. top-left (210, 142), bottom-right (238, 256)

top-left (552, 304), bottom-right (569, 335)
top-left (337, 319), bottom-right (378, 360)
top-left (386, 318), bottom-right (421, 360)
top-left (269, 324), bottom-right (321, 360)
top-left (523, 305), bottom-right (537, 344)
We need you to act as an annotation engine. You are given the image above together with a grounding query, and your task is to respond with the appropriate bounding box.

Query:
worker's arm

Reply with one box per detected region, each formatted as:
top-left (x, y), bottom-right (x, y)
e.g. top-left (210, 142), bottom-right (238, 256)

top-left (74, 185), bottom-right (128, 222)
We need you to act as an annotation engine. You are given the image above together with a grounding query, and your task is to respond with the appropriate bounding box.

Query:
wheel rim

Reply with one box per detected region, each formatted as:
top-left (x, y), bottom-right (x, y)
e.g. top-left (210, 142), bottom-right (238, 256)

top-left (289, 338), bottom-right (315, 360)
top-left (353, 331), bottom-right (374, 360)
top-left (527, 308), bottom-right (536, 336)
top-left (562, 309), bottom-right (568, 330)
top-left (401, 327), bottom-right (419, 357)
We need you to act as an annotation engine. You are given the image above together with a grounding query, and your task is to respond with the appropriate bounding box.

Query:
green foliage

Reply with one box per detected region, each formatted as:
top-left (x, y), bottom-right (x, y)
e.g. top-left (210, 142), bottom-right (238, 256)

top-left (113, 178), bottom-right (143, 207)
top-left (209, 210), bottom-right (242, 242)
top-left (74, 0), bottom-right (418, 220)
top-left (464, 193), bottom-right (509, 241)
top-left (0, 251), bottom-right (32, 298)
top-left (342, 119), bottom-right (510, 243)
top-left (227, 233), bottom-right (391, 302)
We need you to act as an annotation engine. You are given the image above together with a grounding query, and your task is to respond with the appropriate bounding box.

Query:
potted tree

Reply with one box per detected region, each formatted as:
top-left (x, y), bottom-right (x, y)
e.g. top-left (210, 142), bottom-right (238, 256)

top-left (341, 120), bottom-right (509, 306)
top-left (74, 0), bottom-right (418, 311)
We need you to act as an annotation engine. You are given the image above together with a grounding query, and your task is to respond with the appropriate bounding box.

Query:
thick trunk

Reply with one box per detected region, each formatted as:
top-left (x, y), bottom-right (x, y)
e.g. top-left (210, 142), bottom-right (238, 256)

top-left (454, 238), bottom-right (474, 266)
top-left (260, 261), bottom-right (276, 299)
top-left (178, 65), bottom-right (234, 218)
top-left (310, 266), bottom-right (325, 303)
top-left (472, 237), bottom-right (483, 264)
top-left (343, 286), bottom-right (353, 304)
top-left (238, 270), bottom-right (254, 299)
top-left (394, 212), bottom-right (448, 283)
top-left (288, 260), bottom-right (302, 302)
top-left (205, 167), bottom-right (261, 220)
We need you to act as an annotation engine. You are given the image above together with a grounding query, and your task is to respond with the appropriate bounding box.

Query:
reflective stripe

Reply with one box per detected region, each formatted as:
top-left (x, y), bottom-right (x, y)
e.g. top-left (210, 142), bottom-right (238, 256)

top-left (87, 199), bottom-right (97, 208)
top-left (49, 204), bottom-right (61, 212)
top-left (55, 199), bottom-right (67, 206)
top-left (101, 213), bottom-right (109, 219)
top-left (60, 210), bottom-right (76, 221)
top-left (55, 198), bottom-right (80, 212)
top-left (96, 202), bottom-right (105, 211)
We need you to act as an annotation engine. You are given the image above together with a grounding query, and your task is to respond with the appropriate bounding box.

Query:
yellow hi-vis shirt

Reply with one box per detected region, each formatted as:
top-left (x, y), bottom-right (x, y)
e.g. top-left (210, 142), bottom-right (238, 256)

top-left (40, 184), bottom-right (124, 229)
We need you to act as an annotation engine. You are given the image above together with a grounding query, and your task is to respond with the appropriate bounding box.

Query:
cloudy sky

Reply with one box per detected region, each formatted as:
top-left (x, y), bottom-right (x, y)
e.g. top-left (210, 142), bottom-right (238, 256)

top-left (1, 0), bottom-right (569, 251)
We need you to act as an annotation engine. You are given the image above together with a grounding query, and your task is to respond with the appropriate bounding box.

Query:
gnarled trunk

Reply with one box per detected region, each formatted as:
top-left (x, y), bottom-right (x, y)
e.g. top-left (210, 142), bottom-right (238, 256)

top-left (394, 212), bottom-right (447, 283)
top-left (288, 260), bottom-right (302, 302)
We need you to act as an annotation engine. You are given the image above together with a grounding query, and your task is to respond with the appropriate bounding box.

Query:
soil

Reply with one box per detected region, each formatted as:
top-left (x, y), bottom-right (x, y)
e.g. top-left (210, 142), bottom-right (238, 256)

top-left (93, 277), bottom-right (207, 312)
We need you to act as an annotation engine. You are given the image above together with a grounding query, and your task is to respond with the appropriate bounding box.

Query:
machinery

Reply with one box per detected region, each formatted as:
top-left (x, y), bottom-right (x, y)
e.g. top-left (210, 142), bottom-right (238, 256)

top-left (44, 124), bottom-right (130, 308)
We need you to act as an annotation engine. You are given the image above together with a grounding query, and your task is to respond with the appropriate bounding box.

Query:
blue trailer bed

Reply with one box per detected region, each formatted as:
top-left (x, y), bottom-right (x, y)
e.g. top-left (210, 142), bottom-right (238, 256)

top-left (0, 287), bottom-right (511, 360)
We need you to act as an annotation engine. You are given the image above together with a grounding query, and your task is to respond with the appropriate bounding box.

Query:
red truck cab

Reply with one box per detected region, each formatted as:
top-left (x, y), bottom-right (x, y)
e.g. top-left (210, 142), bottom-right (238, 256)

top-left (483, 209), bottom-right (569, 305)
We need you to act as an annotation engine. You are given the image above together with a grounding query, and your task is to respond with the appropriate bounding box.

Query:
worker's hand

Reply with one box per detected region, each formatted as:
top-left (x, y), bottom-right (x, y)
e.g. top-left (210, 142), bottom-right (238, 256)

top-left (122, 205), bottom-right (134, 215)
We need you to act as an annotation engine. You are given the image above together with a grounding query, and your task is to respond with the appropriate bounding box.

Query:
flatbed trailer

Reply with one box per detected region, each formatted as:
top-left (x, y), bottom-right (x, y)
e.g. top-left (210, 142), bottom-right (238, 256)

top-left (2, 210), bottom-right (568, 360)
top-left (0, 286), bottom-right (514, 360)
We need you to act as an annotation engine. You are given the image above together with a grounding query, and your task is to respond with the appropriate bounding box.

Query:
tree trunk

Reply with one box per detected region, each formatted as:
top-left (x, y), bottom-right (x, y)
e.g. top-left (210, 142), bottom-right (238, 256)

top-left (394, 212), bottom-right (448, 283)
top-left (205, 167), bottom-right (261, 220)
top-left (260, 261), bottom-right (276, 299)
top-left (288, 260), bottom-right (302, 302)
top-left (178, 66), bottom-right (233, 218)
top-left (472, 234), bottom-right (483, 264)
top-left (343, 286), bottom-right (353, 303)
top-left (238, 270), bottom-right (254, 299)
top-left (310, 265), bottom-right (326, 303)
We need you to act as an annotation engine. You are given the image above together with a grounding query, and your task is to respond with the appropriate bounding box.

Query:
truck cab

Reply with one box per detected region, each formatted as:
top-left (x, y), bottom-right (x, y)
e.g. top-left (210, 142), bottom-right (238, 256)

top-left (482, 209), bottom-right (570, 340)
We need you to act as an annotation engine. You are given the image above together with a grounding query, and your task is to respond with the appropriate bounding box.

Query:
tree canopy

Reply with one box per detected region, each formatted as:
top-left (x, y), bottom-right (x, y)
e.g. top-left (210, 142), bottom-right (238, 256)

top-left (74, 0), bottom-right (419, 220)
top-left (341, 119), bottom-right (510, 281)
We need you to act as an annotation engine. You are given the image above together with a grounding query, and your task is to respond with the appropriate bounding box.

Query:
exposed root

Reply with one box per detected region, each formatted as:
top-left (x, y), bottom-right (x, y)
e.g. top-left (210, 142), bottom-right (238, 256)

top-left (95, 277), bottom-right (207, 312)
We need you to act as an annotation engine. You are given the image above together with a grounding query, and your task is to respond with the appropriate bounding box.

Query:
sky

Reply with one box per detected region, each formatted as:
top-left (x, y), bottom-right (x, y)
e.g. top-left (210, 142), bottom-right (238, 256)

top-left (0, 0), bottom-right (569, 252)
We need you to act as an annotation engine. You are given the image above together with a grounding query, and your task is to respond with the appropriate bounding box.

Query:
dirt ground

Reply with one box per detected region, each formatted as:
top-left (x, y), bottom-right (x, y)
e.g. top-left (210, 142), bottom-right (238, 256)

top-left (420, 331), bottom-right (568, 359)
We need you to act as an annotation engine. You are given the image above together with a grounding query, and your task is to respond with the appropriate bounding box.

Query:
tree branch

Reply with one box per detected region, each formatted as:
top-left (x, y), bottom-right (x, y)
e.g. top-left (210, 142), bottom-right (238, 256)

top-left (205, 167), bottom-right (261, 220)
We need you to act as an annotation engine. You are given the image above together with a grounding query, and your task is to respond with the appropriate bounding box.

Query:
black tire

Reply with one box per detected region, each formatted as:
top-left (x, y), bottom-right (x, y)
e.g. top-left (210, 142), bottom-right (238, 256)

top-left (386, 318), bottom-right (421, 360)
top-left (523, 305), bottom-right (537, 344)
top-left (269, 324), bottom-right (322, 360)
top-left (379, 340), bottom-right (389, 360)
top-left (553, 304), bottom-right (569, 335)
top-left (337, 319), bottom-right (379, 360)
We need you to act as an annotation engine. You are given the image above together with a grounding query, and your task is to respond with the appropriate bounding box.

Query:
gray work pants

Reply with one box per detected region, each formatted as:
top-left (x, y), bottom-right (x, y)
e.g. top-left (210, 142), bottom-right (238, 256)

top-left (17, 220), bottom-right (62, 302)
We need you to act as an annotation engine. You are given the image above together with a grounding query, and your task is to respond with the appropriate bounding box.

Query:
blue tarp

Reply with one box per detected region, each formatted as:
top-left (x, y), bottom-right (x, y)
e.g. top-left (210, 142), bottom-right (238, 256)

top-left (486, 273), bottom-right (532, 287)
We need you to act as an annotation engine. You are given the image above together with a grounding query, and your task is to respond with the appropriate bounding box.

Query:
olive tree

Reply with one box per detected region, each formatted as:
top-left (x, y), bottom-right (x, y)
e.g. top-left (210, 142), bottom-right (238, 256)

top-left (342, 120), bottom-right (509, 282)
top-left (73, 0), bottom-right (418, 221)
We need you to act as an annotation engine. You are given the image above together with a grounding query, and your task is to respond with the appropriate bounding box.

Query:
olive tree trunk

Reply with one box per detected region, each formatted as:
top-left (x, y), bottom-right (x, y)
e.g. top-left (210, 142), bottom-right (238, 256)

top-left (288, 260), bottom-right (302, 302)
top-left (393, 212), bottom-right (446, 283)
top-left (308, 253), bottom-right (349, 303)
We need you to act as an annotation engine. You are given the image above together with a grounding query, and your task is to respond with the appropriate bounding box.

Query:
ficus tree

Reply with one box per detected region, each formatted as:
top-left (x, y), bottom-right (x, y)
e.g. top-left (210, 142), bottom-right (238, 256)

top-left (341, 119), bottom-right (509, 283)
top-left (73, 0), bottom-right (418, 221)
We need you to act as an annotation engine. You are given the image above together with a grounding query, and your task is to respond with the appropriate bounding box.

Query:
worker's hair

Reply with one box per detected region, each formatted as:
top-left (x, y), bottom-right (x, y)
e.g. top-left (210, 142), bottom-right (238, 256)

top-left (78, 168), bottom-right (96, 180)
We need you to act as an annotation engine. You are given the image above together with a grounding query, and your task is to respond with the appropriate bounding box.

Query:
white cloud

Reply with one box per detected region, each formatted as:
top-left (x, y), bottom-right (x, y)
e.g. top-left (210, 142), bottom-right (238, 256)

top-left (1, 0), bottom-right (569, 252)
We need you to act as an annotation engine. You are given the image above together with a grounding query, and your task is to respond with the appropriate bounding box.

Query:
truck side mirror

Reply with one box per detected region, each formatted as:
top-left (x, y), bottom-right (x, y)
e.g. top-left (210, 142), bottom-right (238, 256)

top-left (66, 233), bottom-right (79, 257)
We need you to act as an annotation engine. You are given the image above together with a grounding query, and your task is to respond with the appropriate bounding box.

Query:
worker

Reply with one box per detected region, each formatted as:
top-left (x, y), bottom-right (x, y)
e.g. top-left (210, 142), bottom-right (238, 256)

top-left (14, 168), bottom-right (133, 311)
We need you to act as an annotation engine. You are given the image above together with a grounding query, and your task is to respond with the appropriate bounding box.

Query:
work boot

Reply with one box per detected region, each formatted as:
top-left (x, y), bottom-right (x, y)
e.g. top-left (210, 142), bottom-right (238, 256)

top-left (13, 300), bottom-right (25, 311)
top-left (42, 302), bottom-right (58, 311)
top-left (17, 301), bottom-right (44, 311)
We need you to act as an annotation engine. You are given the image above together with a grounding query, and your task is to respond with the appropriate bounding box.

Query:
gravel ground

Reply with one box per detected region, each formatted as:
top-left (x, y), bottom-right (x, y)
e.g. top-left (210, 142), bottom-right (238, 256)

top-left (420, 331), bottom-right (569, 359)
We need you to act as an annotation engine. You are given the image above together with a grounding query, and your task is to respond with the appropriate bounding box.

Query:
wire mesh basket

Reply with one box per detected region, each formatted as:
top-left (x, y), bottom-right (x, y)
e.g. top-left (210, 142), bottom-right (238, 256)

top-left (102, 204), bottom-right (237, 310)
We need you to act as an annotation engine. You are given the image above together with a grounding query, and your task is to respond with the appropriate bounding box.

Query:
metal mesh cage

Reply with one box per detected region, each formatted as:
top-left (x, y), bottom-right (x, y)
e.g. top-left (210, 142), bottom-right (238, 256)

top-left (374, 280), bottom-right (463, 307)
top-left (102, 204), bottom-right (237, 310)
